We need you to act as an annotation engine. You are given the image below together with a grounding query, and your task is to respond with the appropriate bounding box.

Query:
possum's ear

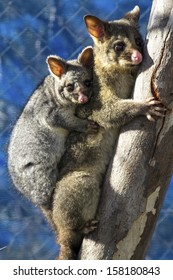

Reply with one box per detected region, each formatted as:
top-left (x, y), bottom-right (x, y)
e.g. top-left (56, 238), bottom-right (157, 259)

top-left (46, 56), bottom-right (66, 78)
top-left (84, 15), bottom-right (108, 44)
top-left (124, 6), bottom-right (140, 26)
top-left (78, 46), bottom-right (94, 67)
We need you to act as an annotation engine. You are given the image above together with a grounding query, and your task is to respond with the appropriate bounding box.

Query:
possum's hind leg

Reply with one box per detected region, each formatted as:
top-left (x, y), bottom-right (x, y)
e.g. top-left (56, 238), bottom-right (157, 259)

top-left (57, 221), bottom-right (98, 260)
top-left (57, 228), bottom-right (83, 260)
top-left (52, 171), bottom-right (100, 259)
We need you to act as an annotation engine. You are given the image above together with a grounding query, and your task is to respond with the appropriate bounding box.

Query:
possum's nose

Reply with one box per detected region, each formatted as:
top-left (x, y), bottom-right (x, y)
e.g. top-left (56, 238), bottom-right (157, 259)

top-left (78, 92), bottom-right (89, 104)
top-left (131, 50), bottom-right (143, 65)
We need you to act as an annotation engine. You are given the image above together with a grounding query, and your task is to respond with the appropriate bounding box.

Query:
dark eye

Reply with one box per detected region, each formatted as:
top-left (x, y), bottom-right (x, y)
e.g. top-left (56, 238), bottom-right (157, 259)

top-left (84, 79), bottom-right (92, 87)
top-left (66, 84), bottom-right (74, 92)
top-left (114, 42), bottom-right (126, 52)
top-left (135, 37), bottom-right (143, 48)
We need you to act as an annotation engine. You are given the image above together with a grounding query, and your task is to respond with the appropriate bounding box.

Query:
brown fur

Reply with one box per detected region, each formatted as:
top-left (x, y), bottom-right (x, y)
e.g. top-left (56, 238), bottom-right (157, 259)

top-left (42, 6), bottom-right (164, 259)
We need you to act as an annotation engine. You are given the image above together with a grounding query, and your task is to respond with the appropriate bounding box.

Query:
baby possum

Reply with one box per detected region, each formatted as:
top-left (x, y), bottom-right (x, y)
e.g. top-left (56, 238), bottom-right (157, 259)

top-left (8, 47), bottom-right (95, 208)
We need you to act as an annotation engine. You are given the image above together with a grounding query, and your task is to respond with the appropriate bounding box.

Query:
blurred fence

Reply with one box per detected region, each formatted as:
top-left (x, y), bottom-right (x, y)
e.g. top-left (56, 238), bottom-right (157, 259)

top-left (0, 0), bottom-right (173, 260)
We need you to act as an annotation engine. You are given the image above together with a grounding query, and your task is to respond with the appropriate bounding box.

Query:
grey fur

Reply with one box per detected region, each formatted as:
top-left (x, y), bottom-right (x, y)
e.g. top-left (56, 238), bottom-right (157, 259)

top-left (8, 47), bottom-right (94, 208)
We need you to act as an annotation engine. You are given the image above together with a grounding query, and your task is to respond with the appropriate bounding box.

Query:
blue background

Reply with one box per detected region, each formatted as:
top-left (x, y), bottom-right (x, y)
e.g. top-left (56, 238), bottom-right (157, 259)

top-left (0, 0), bottom-right (173, 259)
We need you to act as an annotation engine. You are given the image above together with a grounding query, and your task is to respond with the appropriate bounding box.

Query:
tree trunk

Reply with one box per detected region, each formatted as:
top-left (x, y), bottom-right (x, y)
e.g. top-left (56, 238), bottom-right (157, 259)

top-left (80, 0), bottom-right (173, 260)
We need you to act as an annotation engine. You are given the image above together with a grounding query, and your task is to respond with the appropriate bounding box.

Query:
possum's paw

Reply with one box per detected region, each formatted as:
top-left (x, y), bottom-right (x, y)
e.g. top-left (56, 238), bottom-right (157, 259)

top-left (86, 121), bottom-right (99, 133)
top-left (82, 219), bottom-right (98, 234)
top-left (145, 97), bottom-right (167, 121)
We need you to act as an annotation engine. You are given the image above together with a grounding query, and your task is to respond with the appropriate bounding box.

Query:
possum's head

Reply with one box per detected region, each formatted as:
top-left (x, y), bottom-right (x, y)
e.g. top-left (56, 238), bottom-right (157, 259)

top-left (84, 6), bottom-right (143, 73)
top-left (46, 47), bottom-right (93, 105)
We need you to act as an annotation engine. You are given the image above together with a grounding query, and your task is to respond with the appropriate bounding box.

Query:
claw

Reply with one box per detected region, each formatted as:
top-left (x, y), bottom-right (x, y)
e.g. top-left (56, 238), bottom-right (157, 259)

top-left (154, 107), bottom-right (167, 112)
top-left (146, 97), bottom-right (164, 105)
top-left (146, 97), bottom-right (160, 103)
top-left (153, 111), bottom-right (166, 117)
top-left (148, 100), bottom-right (162, 105)
top-left (146, 114), bottom-right (155, 122)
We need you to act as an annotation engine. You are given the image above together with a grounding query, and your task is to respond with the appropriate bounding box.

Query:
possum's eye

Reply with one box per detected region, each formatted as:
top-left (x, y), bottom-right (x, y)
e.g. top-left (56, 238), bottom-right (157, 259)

top-left (135, 37), bottom-right (143, 48)
top-left (114, 41), bottom-right (126, 52)
top-left (66, 84), bottom-right (74, 92)
top-left (84, 79), bottom-right (92, 88)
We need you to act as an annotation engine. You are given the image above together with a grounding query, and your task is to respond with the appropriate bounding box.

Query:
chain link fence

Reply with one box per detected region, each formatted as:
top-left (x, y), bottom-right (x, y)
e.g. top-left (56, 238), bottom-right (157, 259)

top-left (0, 0), bottom-right (173, 259)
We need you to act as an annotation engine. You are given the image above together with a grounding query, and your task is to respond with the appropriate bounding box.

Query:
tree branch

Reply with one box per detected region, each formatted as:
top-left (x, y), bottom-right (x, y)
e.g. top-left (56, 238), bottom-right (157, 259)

top-left (80, 0), bottom-right (173, 260)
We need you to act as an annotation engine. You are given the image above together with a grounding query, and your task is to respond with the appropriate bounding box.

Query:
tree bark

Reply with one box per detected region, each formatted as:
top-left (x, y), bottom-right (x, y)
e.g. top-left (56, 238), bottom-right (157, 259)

top-left (80, 0), bottom-right (173, 260)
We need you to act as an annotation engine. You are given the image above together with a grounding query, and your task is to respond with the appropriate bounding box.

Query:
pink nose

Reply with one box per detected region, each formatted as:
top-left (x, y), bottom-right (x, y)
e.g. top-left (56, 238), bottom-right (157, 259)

top-left (78, 93), bottom-right (89, 104)
top-left (131, 50), bottom-right (143, 65)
